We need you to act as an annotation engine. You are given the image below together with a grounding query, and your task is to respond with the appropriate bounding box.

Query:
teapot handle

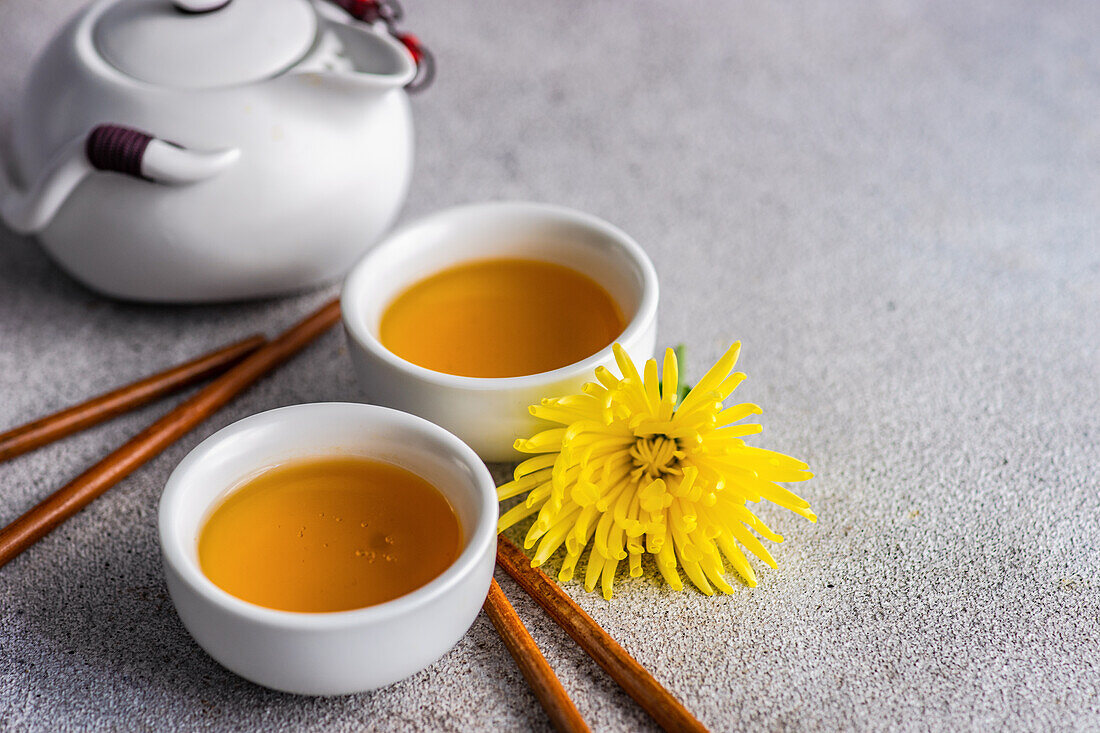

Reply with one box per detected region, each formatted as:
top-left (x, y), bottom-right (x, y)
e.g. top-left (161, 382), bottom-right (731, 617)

top-left (85, 125), bottom-right (240, 184)
top-left (1, 125), bottom-right (239, 235)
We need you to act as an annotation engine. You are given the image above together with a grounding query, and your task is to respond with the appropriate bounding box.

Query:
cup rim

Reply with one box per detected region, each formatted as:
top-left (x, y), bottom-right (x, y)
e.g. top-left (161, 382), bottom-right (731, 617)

top-left (340, 200), bottom-right (660, 391)
top-left (157, 402), bottom-right (498, 630)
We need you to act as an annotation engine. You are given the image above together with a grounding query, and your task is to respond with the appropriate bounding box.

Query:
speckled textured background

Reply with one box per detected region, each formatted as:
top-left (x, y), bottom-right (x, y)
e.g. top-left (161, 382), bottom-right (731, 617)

top-left (1, 0), bottom-right (1098, 730)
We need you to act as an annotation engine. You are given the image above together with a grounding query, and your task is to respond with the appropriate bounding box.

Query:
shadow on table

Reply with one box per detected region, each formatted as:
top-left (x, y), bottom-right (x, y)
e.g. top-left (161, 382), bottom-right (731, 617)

top-left (12, 529), bottom-right (559, 729)
top-left (0, 222), bottom-right (314, 327)
top-left (16, 527), bottom-right (261, 688)
top-left (12, 528), bottom-right (376, 717)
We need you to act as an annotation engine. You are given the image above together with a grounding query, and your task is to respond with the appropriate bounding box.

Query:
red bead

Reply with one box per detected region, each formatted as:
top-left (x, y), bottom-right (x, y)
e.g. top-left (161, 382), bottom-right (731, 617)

top-left (396, 32), bottom-right (424, 63)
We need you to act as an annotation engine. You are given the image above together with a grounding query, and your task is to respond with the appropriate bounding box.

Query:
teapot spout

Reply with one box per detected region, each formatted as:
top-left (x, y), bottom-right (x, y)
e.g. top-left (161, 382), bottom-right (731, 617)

top-left (291, 9), bottom-right (417, 94)
top-left (1, 136), bottom-right (87, 235)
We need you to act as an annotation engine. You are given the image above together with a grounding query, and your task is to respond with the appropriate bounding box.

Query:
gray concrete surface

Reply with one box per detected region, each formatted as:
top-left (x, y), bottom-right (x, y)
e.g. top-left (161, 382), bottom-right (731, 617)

top-left (1, 0), bottom-right (1098, 730)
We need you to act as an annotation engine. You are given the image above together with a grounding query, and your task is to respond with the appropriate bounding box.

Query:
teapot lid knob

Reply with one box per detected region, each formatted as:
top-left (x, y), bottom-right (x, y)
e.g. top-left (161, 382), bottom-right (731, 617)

top-left (172, 0), bottom-right (232, 13)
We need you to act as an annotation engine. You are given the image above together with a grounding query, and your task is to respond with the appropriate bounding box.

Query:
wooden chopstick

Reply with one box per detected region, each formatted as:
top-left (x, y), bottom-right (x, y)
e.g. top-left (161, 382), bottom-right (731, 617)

top-left (0, 299), bottom-right (341, 570)
top-left (484, 579), bottom-right (591, 733)
top-left (496, 537), bottom-right (709, 733)
top-left (0, 334), bottom-right (266, 464)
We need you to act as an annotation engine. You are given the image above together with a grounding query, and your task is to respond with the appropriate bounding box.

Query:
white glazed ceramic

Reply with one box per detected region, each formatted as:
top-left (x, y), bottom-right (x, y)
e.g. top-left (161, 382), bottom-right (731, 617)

top-left (341, 202), bottom-right (660, 462)
top-left (158, 403), bottom-right (497, 695)
top-left (0, 0), bottom-right (418, 302)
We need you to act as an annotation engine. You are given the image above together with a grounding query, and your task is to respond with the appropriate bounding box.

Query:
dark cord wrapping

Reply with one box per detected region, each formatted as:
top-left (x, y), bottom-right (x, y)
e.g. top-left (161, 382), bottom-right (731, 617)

top-left (85, 125), bottom-right (154, 179)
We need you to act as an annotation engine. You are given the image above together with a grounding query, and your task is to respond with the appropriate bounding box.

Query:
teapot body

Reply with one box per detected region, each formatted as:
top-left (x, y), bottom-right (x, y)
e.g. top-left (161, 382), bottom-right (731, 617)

top-left (6, 0), bottom-right (415, 302)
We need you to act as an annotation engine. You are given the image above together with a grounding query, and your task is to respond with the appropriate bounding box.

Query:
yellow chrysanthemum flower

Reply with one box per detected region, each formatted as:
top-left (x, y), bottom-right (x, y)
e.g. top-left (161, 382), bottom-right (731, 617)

top-left (497, 343), bottom-right (815, 599)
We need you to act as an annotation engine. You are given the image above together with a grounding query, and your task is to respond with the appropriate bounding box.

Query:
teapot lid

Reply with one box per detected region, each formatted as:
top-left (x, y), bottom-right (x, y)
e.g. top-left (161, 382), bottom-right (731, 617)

top-left (93, 0), bottom-right (318, 89)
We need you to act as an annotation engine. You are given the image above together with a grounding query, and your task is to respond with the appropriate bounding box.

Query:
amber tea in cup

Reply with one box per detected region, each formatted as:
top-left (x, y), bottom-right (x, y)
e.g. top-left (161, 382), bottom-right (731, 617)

top-left (198, 456), bottom-right (462, 613)
top-left (379, 257), bottom-right (626, 378)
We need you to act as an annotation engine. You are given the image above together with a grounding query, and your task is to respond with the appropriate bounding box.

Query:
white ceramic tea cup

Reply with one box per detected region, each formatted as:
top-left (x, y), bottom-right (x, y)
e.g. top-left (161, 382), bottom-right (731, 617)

top-left (158, 402), bottom-right (497, 696)
top-left (341, 201), bottom-right (660, 462)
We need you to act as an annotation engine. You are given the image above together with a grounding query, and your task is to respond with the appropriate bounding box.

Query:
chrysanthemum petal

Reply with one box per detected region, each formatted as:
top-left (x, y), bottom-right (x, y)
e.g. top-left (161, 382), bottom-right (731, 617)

top-left (515, 453), bottom-right (558, 480)
top-left (679, 343), bottom-right (740, 412)
top-left (530, 404), bottom-right (589, 425)
top-left (717, 372), bottom-right (747, 399)
top-left (559, 549), bottom-right (582, 582)
top-left (661, 348), bottom-right (678, 405)
top-left (584, 551), bottom-right (605, 593)
top-left (700, 553), bottom-right (735, 594)
top-left (593, 493), bottom-right (625, 560)
top-left (668, 504), bottom-right (700, 562)
top-left (612, 343), bottom-right (643, 384)
top-left (594, 365), bottom-right (620, 390)
top-left (570, 480), bottom-right (600, 507)
top-left (566, 505), bottom-right (599, 555)
top-left (515, 428), bottom-right (566, 454)
top-left (728, 473), bottom-right (813, 512)
top-left (595, 475), bottom-right (631, 512)
top-left (525, 501), bottom-right (561, 547)
top-left (729, 523), bottom-right (778, 568)
top-left (643, 358), bottom-right (661, 411)
top-left (638, 478), bottom-right (668, 513)
top-left (676, 553), bottom-right (714, 596)
top-left (600, 557), bottom-right (619, 599)
top-left (713, 423), bottom-right (763, 439)
top-left (564, 420), bottom-right (628, 443)
top-left (716, 403), bottom-right (762, 426)
top-left (731, 504), bottom-right (784, 542)
top-left (498, 500), bottom-right (541, 532)
top-left (656, 542), bottom-right (683, 591)
top-left (524, 481), bottom-right (552, 508)
top-left (735, 445), bottom-right (812, 472)
top-left (497, 468), bottom-right (551, 500)
top-left (532, 508), bottom-right (581, 566)
top-left (716, 533), bottom-right (758, 586)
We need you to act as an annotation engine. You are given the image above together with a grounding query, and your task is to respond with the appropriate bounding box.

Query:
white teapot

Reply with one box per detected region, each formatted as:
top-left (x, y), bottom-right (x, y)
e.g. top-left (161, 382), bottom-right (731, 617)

top-left (0, 0), bottom-right (429, 302)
